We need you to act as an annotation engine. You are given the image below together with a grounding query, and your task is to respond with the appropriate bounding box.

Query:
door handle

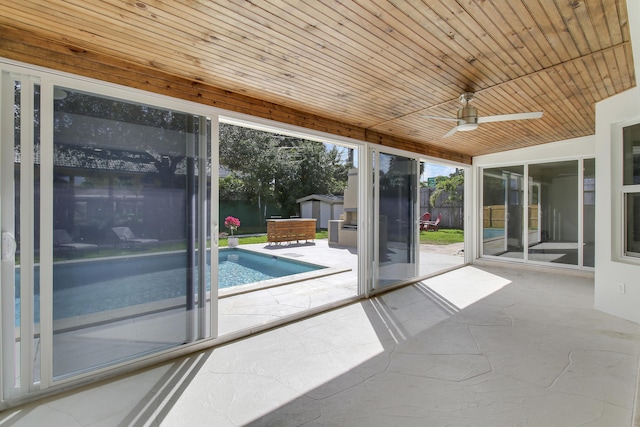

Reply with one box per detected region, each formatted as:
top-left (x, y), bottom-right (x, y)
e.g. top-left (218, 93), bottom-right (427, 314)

top-left (2, 232), bottom-right (16, 260)
top-left (213, 225), bottom-right (219, 246)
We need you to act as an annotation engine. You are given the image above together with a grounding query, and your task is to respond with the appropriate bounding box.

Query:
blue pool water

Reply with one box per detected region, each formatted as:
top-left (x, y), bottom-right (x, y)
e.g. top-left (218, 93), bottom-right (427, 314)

top-left (15, 248), bottom-right (324, 325)
top-left (483, 228), bottom-right (505, 239)
top-left (218, 249), bottom-right (320, 288)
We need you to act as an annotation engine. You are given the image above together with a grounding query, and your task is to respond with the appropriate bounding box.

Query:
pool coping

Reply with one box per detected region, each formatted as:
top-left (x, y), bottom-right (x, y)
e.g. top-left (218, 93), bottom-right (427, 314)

top-left (218, 265), bottom-right (351, 298)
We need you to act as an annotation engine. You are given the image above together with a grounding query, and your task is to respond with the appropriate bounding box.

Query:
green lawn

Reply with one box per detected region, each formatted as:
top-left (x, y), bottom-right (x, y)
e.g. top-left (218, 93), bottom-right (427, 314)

top-left (220, 230), bottom-right (328, 247)
top-left (47, 229), bottom-right (458, 262)
top-left (225, 229), bottom-right (464, 246)
top-left (419, 229), bottom-right (464, 245)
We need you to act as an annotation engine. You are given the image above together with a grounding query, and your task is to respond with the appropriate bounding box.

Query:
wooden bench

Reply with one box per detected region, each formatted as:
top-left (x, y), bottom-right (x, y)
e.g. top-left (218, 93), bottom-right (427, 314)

top-left (267, 218), bottom-right (317, 244)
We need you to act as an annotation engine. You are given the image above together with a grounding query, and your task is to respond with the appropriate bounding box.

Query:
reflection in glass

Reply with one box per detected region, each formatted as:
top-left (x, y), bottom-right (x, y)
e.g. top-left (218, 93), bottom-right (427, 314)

top-left (375, 153), bottom-right (418, 287)
top-left (623, 123), bottom-right (640, 258)
top-left (51, 88), bottom-right (210, 378)
top-left (626, 194), bottom-right (640, 257)
top-left (482, 166), bottom-right (524, 258)
top-left (528, 161), bottom-right (578, 265)
top-left (623, 123), bottom-right (640, 185)
top-left (583, 159), bottom-right (595, 267)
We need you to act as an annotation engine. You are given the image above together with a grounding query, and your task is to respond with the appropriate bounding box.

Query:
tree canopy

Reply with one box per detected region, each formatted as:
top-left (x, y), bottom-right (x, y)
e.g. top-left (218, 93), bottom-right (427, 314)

top-left (429, 169), bottom-right (464, 209)
top-left (219, 123), bottom-right (351, 219)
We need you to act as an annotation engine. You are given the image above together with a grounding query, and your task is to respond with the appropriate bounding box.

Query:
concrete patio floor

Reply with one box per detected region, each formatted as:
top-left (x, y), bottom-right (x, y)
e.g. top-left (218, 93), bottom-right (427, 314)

top-left (31, 239), bottom-right (465, 387)
top-left (219, 239), bottom-right (465, 336)
top-left (2, 262), bottom-right (639, 426)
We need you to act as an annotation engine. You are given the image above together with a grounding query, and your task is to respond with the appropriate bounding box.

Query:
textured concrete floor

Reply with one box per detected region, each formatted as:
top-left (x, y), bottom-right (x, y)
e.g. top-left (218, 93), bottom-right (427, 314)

top-left (2, 263), bottom-right (639, 426)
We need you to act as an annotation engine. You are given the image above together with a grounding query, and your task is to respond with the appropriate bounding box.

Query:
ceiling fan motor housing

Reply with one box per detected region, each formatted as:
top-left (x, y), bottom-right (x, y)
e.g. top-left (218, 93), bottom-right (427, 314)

top-left (457, 105), bottom-right (478, 130)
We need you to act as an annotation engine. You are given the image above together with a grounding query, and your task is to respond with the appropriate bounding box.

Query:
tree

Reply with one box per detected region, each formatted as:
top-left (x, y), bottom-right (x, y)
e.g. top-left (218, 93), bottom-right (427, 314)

top-left (219, 123), bottom-right (350, 220)
top-left (274, 141), bottom-right (349, 216)
top-left (430, 169), bottom-right (464, 209)
top-left (53, 90), bottom-right (195, 188)
top-left (219, 124), bottom-right (285, 223)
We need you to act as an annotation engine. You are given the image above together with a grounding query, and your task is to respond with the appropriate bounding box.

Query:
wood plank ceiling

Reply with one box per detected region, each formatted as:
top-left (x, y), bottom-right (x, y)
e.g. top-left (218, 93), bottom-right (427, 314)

top-left (0, 0), bottom-right (635, 161)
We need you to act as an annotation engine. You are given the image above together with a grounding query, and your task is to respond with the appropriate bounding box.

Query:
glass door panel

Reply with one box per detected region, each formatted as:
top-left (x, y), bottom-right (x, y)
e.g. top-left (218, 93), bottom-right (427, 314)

top-left (51, 88), bottom-right (211, 379)
top-left (373, 151), bottom-right (418, 288)
top-left (527, 161), bottom-right (579, 265)
top-left (1, 75), bottom-right (41, 398)
top-left (482, 166), bottom-right (525, 259)
top-left (583, 159), bottom-right (595, 267)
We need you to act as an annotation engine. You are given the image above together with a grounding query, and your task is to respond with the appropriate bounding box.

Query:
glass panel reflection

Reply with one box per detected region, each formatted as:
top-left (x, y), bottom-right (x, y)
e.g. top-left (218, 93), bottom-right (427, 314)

top-left (583, 159), bottom-right (595, 267)
top-left (376, 153), bottom-right (418, 287)
top-left (51, 88), bottom-right (209, 378)
top-left (626, 193), bottom-right (640, 257)
top-left (482, 166), bottom-right (524, 258)
top-left (527, 161), bottom-right (579, 265)
top-left (623, 123), bottom-right (640, 185)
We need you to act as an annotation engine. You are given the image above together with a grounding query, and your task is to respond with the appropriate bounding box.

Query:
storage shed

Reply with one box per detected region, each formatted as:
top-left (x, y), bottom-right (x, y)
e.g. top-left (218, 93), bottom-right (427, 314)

top-left (296, 194), bottom-right (344, 230)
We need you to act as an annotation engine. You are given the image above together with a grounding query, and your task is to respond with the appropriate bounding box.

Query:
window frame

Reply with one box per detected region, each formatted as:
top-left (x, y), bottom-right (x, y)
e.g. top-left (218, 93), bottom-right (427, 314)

top-left (616, 119), bottom-right (640, 262)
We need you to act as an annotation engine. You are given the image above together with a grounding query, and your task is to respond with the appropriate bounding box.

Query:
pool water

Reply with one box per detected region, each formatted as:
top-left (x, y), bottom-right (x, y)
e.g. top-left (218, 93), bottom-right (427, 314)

top-left (483, 228), bottom-right (505, 239)
top-left (218, 250), bottom-right (319, 289)
top-left (15, 248), bottom-right (324, 325)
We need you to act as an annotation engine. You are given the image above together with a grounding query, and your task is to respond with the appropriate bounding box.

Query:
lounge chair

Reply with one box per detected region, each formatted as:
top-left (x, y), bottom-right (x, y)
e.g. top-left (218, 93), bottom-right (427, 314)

top-left (111, 227), bottom-right (158, 247)
top-left (419, 212), bottom-right (431, 231)
top-left (53, 229), bottom-right (98, 251)
top-left (424, 213), bottom-right (442, 232)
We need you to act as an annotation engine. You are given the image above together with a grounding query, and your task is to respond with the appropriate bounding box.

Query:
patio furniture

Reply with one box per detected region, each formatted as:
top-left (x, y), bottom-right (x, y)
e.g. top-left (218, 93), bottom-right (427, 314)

top-left (111, 227), bottom-right (158, 247)
top-left (53, 229), bottom-right (98, 251)
top-left (267, 218), bottom-right (317, 244)
top-left (419, 212), bottom-right (431, 231)
top-left (423, 213), bottom-right (442, 232)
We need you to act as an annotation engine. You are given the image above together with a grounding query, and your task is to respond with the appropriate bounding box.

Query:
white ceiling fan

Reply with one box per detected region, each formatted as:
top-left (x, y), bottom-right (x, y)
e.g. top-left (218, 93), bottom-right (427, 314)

top-left (422, 92), bottom-right (543, 137)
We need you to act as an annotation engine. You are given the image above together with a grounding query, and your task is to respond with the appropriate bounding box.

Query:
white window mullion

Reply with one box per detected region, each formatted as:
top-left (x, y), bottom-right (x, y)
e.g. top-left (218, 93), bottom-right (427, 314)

top-left (38, 81), bottom-right (54, 389)
top-left (209, 117), bottom-right (219, 339)
top-left (19, 77), bottom-right (35, 392)
top-left (371, 150), bottom-right (379, 293)
top-left (1, 71), bottom-right (17, 401)
top-left (357, 146), bottom-right (370, 298)
top-left (523, 164), bottom-right (529, 262)
top-left (578, 158), bottom-right (585, 268)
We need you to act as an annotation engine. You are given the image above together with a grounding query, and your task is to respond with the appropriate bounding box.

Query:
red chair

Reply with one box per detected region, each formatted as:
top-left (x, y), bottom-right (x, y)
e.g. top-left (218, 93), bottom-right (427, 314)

top-left (419, 212), bottom-right (431, 231)
top-left (424, 213), bottom-right (442, 232)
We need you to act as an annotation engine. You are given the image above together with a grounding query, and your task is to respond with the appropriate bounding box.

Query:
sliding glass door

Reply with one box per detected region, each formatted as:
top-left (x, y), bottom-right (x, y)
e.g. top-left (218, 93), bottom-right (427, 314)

top-left (1, 73), bottom-right (41, 398)
top-left (372, 151), bottom-right (419, 288)
top-left (2, 72), bottom-right (215, 398)
top-left (49, 88), bottom-right (213, 379)
top-left (482, 166), bottom-right (525, 258)
top-left (527, 161), bottom-right (579, 265)
top-left (481, 160), bottom-right (593, 268)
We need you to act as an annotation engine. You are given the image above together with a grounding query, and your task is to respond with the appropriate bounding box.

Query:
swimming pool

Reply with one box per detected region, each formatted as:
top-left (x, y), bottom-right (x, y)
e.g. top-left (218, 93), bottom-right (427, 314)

top-left (483, 228), bottom-right (505, 240)
top-left (218, 249), bottom-right (320, 289)
top-left (15, 248), bottom-right (326, 325)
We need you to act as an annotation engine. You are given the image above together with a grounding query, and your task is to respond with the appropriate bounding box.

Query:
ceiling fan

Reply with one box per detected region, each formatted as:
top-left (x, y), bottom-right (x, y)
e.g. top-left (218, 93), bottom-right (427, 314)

top-left (422, 92), bottom-right (543, 137)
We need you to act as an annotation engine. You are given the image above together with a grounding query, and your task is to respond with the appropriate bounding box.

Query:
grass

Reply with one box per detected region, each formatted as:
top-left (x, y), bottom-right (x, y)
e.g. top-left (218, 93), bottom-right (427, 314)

top-left (420, 228), bottom-right (464, 245)
top-left (224, 229), bottom-right (463, 246)
top-left (42, 229), bottom-right (457, 263)
top-left (221, 230), bottom-right (328, 247)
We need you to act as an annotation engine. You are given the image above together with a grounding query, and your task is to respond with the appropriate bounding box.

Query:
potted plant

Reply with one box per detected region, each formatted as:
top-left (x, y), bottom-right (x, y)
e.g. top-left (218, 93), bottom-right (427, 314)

top-left (224, 216), bottom-right (241, 247)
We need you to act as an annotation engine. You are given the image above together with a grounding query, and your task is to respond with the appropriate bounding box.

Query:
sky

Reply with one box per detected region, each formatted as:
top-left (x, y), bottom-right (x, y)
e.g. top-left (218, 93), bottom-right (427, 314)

top-left (422, 163), bottom-right (457, 181)
top-left (323, 142), bottom-right (457, 181)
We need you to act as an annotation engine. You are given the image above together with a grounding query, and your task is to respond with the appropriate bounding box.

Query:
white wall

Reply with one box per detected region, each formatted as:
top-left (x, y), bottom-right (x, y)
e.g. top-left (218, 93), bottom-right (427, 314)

top-left (474, 136), bottom-right (595, 166)
top-left (592, 0), bottom-right (640, 324)
top-left (320, 203), bottom-right (332, 229)
top-left (594, 87), bottom-right (640, 323)
top-left (300, 202), bottom-right (312, 219)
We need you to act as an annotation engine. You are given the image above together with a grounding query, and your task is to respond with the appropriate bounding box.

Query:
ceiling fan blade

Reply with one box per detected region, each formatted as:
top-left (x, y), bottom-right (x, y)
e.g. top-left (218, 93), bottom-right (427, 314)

top-left (478, 111), bottom-right (543, 123)
top-left (443, 126), bottom-right (460, 138)
top-left (421, 114), bottom-right (460, 122)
